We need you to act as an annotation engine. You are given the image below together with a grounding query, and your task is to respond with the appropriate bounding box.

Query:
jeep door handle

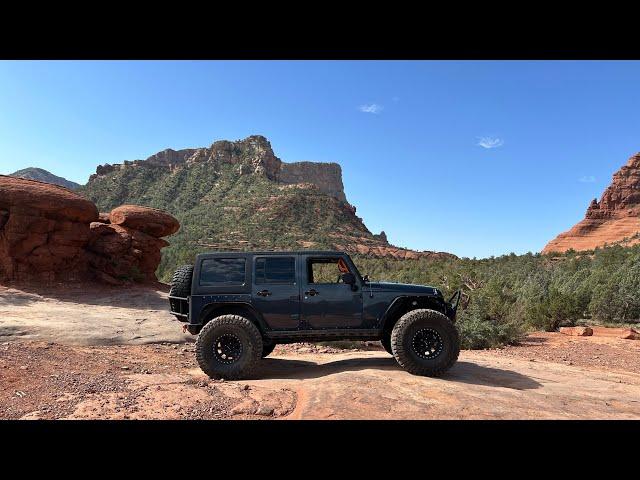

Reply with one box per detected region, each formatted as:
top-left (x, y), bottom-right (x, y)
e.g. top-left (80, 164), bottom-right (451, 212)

top-left (304, 289), bottom-right (319, 297)
top-left (257, 290), bottom-right (271, 297)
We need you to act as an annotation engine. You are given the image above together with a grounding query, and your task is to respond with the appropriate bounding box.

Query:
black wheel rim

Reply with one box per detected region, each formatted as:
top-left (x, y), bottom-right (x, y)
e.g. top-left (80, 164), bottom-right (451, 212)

top-left (412, 328), bottom-right (444, 360)
top-left (213, 334), bottom-right (243, 364)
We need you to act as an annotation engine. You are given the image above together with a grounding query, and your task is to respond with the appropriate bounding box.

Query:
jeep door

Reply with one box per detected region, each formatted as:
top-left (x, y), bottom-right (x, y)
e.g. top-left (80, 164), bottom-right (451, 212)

top-left (251, 255), bottom-right (300, 330)
top-left (300, 255), bottom-right (363, 328)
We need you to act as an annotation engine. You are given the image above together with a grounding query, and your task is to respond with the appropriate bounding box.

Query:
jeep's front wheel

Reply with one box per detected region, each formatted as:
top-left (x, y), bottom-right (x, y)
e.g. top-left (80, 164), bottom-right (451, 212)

top-left (381, 334), bottom-right (393, 355)
top-left (261, 341), bottom-right (277, 358)
top-left (391, 309), bottom-right (459, 377)
top-left (195, 314), bottom-right (263, 380)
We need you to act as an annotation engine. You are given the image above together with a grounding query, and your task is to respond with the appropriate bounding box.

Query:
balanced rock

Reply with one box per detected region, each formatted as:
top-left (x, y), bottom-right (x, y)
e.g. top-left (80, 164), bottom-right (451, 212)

top-left (109, 205), bottom-right (180, 238)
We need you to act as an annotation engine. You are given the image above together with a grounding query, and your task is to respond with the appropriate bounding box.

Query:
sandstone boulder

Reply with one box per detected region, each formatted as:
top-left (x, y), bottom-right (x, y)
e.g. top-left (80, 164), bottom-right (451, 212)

top-left (0, 175), bottom-right (97, 223)
top-left (559, 326), bottom-right (593, 336)
top-left (109, 205), bottom-right (180, 238)
top-left (591, 326), bottom-right (640, 340)
top-left (619, 328), bottom-right (640, 340)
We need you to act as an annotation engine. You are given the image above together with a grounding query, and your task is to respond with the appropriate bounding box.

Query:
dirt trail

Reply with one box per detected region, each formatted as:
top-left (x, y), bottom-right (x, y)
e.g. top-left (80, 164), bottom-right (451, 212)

top-left (1, 285), bottom-right (639, 420)
top-left (2, 339), bottom-right (639, 420)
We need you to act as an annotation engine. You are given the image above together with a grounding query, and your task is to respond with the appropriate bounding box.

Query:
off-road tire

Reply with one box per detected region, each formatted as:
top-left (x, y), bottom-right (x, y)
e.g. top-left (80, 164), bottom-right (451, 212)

top-left (391, 309), bottom-right (459, 377)
top-left (169, 264), bottom-right (194, 298)
top-left (195, 314), bottom-right (263, 380)
top-left (381, 333), bottom-right (393, 355)
top-left (261, 341), bottom-right (277, 358)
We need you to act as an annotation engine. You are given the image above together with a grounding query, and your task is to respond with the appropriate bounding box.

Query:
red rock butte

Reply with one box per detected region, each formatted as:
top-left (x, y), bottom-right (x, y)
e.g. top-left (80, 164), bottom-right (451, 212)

top-left (543, 153), bottom-right (640, 254)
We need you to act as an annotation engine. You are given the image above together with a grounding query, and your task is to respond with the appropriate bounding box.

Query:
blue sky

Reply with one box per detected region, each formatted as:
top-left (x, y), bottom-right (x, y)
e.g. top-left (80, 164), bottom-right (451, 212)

top-left (1, 60), bottom-right (640, 258)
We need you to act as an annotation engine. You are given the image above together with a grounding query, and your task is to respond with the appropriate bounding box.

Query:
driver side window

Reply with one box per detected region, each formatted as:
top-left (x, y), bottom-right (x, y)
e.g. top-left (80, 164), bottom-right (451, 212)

top-left (307, 257), bottom-right (351, 284)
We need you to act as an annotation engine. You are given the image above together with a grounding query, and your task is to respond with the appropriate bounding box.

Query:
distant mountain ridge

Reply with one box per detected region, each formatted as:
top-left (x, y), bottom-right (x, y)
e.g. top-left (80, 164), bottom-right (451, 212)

top-left (79, 135), bottom-right (456, 281)
top-left (10, 167), bottom-right (80, 190)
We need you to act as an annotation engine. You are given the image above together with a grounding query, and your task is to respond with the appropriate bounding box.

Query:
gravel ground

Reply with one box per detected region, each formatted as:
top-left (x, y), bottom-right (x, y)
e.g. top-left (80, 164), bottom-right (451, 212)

top-left (2, 332), bottom-right (640, 420)
top-left (0, 341), bottom-right (296, 420)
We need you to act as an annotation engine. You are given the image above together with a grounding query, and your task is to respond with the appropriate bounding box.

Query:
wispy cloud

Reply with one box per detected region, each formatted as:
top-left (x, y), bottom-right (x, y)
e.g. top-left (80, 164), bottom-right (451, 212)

top-left (579, 175), bottom-right (596, 183)
top-left (358, 103), bottom-right (383, 114)
top-left (477, 136), bottom-right (504, 149)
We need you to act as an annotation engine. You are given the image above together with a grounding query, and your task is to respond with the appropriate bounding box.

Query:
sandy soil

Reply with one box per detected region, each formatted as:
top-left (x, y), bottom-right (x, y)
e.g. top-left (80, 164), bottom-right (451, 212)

top-left (1, 284), bottom-right (639, 420)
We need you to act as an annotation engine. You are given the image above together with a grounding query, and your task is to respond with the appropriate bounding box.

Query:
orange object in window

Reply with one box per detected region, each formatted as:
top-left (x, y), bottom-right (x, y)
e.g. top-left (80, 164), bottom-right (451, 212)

top-left (337, 258), bottom-right (350, 273)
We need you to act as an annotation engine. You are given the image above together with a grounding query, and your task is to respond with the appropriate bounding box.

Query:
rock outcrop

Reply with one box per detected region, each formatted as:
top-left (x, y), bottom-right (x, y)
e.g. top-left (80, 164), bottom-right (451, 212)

top-left (0, 176), bottom-right (97, 282)
top-left (89, 135), bottom-right (348, 202)
top-left (86, 221), bottom-right (169, 284)
top-left (543, 153), bottom-right (640, 254)
top-left (0, 175), bottom-right (178, 285)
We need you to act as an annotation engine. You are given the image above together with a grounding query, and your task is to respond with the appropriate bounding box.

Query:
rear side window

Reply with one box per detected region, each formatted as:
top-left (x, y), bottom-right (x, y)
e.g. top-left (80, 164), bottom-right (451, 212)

top-left (255, 257), bottom-right (296, 284)
top-left (200, 258), bottom-right (246, 286)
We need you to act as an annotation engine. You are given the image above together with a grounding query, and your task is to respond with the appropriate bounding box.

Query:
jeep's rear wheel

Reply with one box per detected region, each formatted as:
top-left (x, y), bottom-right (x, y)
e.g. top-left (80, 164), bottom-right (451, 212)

top-left (391, 309), bottom-right (459, 377)
top-left (262, 341), bottom-right (277, 358)
top-left (195, 314), bottom-right (263, 380)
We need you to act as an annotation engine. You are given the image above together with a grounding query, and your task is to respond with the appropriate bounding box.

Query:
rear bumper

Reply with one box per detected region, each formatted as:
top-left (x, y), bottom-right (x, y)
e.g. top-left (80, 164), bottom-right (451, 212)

top-left (169, 295), bottom-right (189, 321)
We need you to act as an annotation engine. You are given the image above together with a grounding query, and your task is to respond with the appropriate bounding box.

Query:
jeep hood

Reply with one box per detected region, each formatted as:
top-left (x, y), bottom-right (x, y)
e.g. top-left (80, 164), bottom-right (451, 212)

top-left (367, 281), bottom-right (440, 296)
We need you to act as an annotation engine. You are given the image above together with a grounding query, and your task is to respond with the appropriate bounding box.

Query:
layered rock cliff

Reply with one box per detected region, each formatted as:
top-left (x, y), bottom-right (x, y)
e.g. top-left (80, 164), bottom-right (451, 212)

top-left (90, 135), bottom-right (347, 202)
top-left (543, 153), bottom-right (640, 254)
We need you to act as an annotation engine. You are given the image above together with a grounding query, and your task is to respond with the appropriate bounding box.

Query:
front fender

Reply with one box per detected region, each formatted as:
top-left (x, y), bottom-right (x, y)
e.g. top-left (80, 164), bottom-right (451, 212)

top-left (380, 295), bottom-right (448, 332)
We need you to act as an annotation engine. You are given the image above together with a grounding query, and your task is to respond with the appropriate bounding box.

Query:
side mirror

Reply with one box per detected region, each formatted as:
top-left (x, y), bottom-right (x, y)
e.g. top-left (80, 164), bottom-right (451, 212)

top-left (341, 272), bottom-right (356, 289)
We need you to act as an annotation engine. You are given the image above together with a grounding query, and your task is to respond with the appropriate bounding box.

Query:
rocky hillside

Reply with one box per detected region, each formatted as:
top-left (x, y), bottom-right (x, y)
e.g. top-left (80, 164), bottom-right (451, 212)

top-left (10, 167), bottom-right (80, 190)
top-left (543, 152), bottom-right (640, 254)
top-left (80, 135), bottom-right (454, 280)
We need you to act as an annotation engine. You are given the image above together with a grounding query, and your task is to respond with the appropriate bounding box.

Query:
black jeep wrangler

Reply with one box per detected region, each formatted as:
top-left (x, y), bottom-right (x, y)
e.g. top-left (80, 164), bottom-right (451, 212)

top-left (169, 251), bottom-right (461, 379)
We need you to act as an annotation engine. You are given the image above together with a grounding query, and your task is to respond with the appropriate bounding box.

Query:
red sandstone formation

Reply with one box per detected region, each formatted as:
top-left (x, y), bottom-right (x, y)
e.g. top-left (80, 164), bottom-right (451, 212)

top-left (86, 222), bottom-right (170, 284)
top-left (543, 153), bottom-right (640, 253)
top-left (0, 175), bottom-right (178, 285)
top-left (109, 205), bottom-right (180, 238)
top-left (0, 176), bottom-right (97, 282)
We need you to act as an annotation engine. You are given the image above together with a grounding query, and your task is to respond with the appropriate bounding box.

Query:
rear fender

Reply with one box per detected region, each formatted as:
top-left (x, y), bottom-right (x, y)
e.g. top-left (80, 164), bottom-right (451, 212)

top-left (196, 302), bottom-right (269, 334)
